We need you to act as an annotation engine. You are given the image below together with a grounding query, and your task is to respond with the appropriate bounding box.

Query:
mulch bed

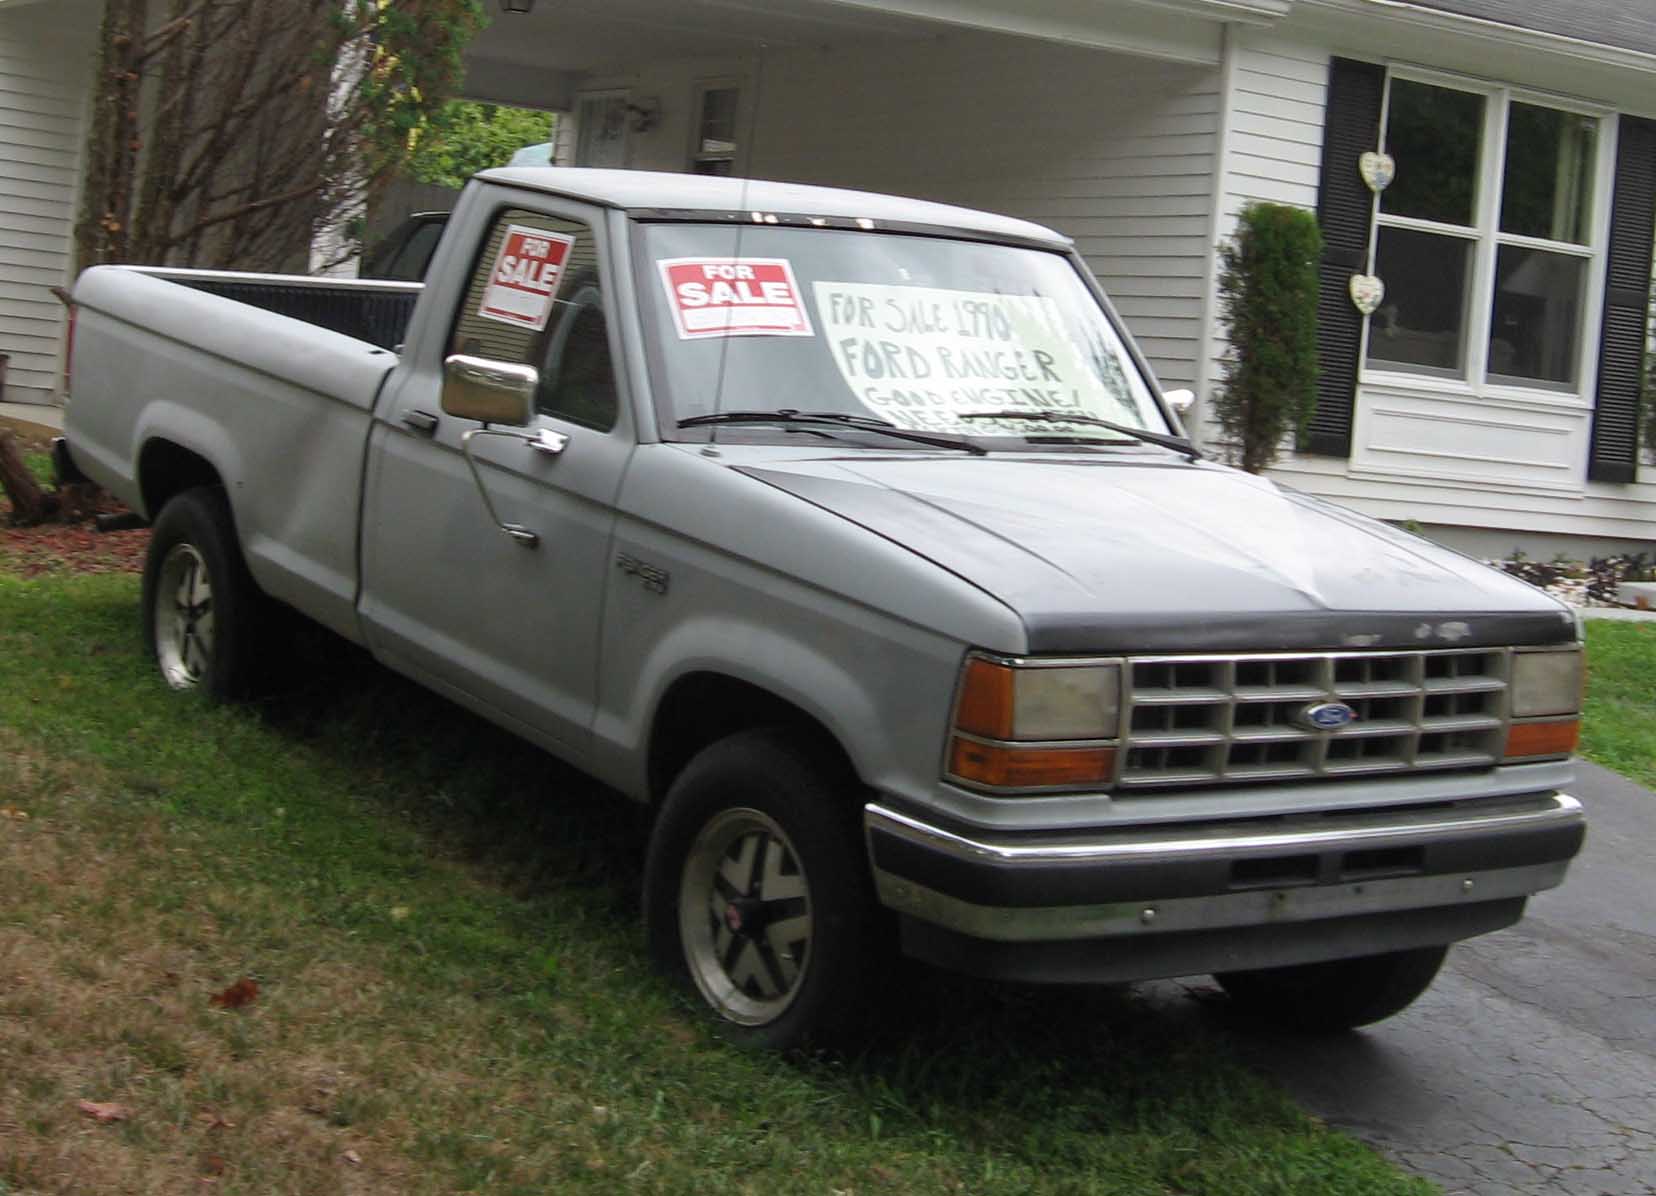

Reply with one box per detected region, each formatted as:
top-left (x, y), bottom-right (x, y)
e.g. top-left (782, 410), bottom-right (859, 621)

top-left (0, 416), bottom-right (149, 577)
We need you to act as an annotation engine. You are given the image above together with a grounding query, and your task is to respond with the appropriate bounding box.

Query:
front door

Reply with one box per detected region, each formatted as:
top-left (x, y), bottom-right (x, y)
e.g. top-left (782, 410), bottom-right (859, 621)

top-left (359, 199), bottom-right (632, 760)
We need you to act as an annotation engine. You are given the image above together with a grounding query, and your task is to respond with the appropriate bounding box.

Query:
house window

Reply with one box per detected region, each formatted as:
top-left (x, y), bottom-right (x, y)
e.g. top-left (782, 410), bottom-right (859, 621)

top-left (1365, 75), bottom-right (1606, 394)
top-left (689, 84), bottom-right (740, 176)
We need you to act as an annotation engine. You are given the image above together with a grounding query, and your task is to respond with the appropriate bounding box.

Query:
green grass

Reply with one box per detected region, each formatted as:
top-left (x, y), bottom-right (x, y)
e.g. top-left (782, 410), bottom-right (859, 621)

top-left (1581, 620), bottom-right (1656, 788)
top-left (0, 569), bottom-right (1436, 1195)
top-left (24, 450), bottom-right (52, 486)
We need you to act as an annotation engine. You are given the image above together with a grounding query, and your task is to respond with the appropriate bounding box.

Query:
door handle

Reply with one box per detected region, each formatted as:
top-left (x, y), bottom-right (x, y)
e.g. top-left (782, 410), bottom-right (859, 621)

top-left (402, 409), bottom-right (439, 435)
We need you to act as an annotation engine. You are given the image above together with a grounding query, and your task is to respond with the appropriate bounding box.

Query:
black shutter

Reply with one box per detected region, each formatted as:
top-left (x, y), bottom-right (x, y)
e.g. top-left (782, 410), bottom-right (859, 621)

top-left (1587, 115), bottom-right (1656, 484)
top-left (1304, 58), bottom-right (1385, 458)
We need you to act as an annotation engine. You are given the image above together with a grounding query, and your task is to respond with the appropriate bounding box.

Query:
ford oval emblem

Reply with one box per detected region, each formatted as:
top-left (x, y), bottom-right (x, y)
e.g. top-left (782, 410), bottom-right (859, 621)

top-left (1299, 701), bottom-right (1358, 731)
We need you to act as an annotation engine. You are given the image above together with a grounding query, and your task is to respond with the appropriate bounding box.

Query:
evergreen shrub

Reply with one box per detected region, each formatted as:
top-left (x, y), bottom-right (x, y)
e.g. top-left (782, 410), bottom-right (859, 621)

top-left (1214, 203), bottom-right (1323, 473)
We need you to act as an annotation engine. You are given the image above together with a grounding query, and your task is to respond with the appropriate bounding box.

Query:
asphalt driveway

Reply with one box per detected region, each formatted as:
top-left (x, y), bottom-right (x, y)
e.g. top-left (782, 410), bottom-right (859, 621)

top-left (1171, 759), bottom-right (1654, 1194)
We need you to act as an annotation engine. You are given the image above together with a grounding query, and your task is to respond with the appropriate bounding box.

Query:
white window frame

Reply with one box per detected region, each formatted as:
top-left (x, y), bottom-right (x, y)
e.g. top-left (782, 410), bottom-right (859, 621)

top-left (687, 78), bottom-right (745, 177)
top-left (1360, 67), bottom-right (1618, 411)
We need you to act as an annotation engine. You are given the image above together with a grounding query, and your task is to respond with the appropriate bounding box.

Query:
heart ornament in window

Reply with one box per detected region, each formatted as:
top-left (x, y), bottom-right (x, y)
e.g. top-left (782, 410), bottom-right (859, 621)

top-left (1349, 273), bottom-right (1385, 316)
top-left (1358, 151), bottom-right (1396, 193)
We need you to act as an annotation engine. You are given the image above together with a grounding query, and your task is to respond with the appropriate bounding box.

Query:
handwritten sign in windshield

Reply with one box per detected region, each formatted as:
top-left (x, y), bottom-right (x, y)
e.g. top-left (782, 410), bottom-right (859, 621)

top-left (812, 282), bottom-right (1147, 433)
top-left (658, 258), bottom-right (814, 340)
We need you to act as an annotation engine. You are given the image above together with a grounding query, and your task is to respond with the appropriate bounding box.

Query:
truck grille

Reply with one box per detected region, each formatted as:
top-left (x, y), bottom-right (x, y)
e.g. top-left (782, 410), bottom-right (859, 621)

top-left (1122, 649), bottom-right (1510, 789)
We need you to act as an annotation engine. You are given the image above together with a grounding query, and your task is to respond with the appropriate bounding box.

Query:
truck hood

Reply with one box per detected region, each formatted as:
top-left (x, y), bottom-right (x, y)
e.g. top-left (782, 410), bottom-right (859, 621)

top-left (734, 454), bottom-right (1576, 654)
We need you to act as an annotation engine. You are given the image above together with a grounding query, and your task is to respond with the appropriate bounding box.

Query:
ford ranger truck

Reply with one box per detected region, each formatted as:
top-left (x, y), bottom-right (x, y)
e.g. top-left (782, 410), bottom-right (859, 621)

top-left (60, 168), bottom-right (1587, 1048)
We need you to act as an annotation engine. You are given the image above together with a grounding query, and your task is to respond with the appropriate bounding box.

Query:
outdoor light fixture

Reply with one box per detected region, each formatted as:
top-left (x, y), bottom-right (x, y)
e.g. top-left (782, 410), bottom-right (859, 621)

top-left (500, 0), bottom-right (534, 13)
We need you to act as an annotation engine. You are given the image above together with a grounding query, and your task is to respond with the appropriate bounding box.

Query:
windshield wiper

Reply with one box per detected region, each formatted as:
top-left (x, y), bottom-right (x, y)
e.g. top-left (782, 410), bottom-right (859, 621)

top-left (679, 409), bottom-right (988, 456)
top-left (960, 409), bottom-right (1201, 462)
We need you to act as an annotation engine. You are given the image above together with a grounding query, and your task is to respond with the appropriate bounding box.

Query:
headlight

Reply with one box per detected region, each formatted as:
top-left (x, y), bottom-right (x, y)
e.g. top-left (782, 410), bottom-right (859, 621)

top-left (1503, 646), bottom-right (1583, 762)
top-left (1510, 648), bottom-right (1584, 718)
top-left (949, 654), bottom-right (1123, 791)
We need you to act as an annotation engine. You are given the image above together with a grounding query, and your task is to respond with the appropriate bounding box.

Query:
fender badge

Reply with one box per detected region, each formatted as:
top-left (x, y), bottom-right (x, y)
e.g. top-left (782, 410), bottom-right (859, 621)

top-left (1298, 701), bottom-right (1358, 732)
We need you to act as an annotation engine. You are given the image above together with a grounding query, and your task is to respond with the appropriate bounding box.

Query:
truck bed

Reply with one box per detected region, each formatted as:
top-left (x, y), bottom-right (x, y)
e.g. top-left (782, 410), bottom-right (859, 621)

top-left (143, 267), bottom-right (422, 352)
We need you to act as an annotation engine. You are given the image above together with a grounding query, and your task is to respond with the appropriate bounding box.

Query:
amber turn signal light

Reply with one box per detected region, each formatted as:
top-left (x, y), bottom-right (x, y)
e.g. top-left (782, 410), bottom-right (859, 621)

top-left (949, 737), bottom-right (1117, 789)
top-left (1503, 719), bottom-right (1579, 761)
top-left (953, 657), bottom-right (1015, 739)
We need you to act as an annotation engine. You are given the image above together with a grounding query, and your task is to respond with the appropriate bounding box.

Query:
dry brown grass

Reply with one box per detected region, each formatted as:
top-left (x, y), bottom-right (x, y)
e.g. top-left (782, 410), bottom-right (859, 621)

top-left (0, 731), bottom-right (504, 1195)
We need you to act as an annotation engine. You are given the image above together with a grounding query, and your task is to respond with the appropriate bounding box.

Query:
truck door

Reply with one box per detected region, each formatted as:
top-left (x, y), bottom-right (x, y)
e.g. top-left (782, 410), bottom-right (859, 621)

top-left (359, 201), bottom-right (631, 760)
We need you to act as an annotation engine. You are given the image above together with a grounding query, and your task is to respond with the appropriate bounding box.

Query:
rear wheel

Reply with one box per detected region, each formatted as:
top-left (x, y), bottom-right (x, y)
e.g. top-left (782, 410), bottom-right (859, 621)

top-left (141, 487), bottom-right (266, 700)
top-left (1216, 945), bottom-right (1449, 1031)
top-left (644, 729), bottom-right (882, 1050)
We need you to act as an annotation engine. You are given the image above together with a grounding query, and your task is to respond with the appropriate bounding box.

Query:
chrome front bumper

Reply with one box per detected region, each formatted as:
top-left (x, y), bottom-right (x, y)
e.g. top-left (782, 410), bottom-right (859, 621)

top-left (864, 792), bottom-right (1585, 982)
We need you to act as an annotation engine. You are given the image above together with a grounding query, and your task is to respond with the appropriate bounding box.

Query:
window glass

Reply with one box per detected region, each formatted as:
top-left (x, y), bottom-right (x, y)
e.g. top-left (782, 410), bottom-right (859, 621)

top-left (1500, 103), bottom-right (1597, 245)
top-left (449, 209), bottom-right (599, 363)
top-left (575, 94), bottom-right (628, 168)
top-left (537, 281), bottom-right (618, 430)
top-left (388, 219), bottom-right (444, 282)
top-left (448, 209), bottom-right (616, 431)
top-left (1487, 246), bottom-right (1585, 387)
top-left (639, 223), bottom-right (1166, 445)
top-left (1382, 79), bottom-right (1484, 227)
top-left (692, 86), bottom-right (739, 177)
top-left (1367, 227), bottom-right (1472, 376)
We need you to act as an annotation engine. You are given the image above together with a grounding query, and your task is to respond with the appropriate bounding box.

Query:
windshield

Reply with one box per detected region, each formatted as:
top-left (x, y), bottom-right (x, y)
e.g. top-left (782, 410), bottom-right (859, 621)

top-left (636, 223), bottom-right (1170, 445)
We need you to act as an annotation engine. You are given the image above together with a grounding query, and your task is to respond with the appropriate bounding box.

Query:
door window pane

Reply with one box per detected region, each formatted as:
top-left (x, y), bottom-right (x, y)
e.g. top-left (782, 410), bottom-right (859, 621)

top-left (1486, 246), bottom-right (1585, 387)
top-left (449, 211), bottom-right (599, 364)
top-left (1499, 103), bottom-right (1597, 245)
top-left (537, 283), bottom-right (618, 431)
top-left (1367, 227), bottom-right (1473, 376)
top-left (575, 95), bottom-right (628, 168)
top-left (1381, 79), bottom-right (1484, 227)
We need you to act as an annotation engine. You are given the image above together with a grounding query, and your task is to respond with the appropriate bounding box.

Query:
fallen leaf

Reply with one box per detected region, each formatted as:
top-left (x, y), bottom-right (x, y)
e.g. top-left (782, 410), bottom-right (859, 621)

top-left (78, 1100), bottom-right (131, 1123)
top-left (0, 807), bottom-right (27, 821)
top-left (201, 1154), bottom-right (226, 1177)
top-left (195, 1111), bottom-right (235, 1131)
top-left (209, 978), bottom-right (258, 1009)
top-left (341, 1149), bottom-right (362, 1166)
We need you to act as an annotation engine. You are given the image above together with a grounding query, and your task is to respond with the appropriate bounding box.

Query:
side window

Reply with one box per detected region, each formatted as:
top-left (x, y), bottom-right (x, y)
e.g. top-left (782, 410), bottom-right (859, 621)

top-left (448, 207), bottom-right (616, 432)
top-left (537, 280), bottom-right (618, 431)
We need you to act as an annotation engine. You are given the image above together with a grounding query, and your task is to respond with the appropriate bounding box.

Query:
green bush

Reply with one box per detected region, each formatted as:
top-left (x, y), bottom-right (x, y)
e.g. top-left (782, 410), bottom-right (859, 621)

top-left (1214, 204), bottom-right (1323, 473)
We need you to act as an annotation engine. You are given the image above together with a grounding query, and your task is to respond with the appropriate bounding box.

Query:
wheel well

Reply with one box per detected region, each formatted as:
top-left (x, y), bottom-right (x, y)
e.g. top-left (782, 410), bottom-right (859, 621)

top-left (138, 439), bottom-right (223, 520)
top-left (647, 673), bottom-right (857, 805)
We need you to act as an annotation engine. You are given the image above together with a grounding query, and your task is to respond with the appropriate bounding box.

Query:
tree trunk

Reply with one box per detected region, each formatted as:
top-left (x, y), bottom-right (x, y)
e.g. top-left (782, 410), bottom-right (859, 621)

top-left (0, 430), bottom-right (56, 526)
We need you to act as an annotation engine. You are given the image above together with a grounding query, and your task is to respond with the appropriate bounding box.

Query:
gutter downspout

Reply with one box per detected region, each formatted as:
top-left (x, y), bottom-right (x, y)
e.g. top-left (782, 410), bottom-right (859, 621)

top-left (1191, 20), bottom-right (1241, 452)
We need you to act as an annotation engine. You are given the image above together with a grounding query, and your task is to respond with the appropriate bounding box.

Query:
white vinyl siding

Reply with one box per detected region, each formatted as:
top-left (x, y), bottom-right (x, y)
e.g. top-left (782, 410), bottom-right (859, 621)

top-left (0, 0), bottom-right (95, 405)
top-left (575, 34), bottom-right (1221, 390)
top-left (1201, 34), bottom-right (1656, 546)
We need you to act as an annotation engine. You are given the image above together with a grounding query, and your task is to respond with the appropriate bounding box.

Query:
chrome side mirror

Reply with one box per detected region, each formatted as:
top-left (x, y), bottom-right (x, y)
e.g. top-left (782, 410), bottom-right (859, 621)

top-left (442, 354), bottom-right (538, 426)
top-left (1163, 388), bottom-right (1196, 415)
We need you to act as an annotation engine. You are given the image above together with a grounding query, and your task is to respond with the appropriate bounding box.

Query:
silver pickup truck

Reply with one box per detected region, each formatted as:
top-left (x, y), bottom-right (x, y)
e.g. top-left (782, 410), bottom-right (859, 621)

top-left (62, 168), bottom-right (1586, 1048)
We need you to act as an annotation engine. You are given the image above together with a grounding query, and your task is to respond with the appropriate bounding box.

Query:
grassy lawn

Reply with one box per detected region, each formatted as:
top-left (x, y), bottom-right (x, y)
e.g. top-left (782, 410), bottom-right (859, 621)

top-left (0, 565), bottom-right (1436, 1195)
top-left (1580, 620), bottom-right (1656, 788)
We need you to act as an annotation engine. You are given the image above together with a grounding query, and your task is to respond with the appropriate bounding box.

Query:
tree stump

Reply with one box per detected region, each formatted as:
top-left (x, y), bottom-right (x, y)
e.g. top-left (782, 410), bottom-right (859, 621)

top-left (0, 428), bottom-right (58, 525)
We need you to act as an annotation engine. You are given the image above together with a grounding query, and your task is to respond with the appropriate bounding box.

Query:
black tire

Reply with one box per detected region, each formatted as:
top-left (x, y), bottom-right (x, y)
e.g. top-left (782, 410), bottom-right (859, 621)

top-left (1216, 944), bottom-right (1449, 1032)
top-left (644, 728), bottom-right (883, 1050)
top-left (140, 487), bottom-right (267, 701)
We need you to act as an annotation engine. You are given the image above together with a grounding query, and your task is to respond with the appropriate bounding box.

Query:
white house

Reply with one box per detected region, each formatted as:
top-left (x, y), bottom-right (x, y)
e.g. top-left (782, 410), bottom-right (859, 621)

top-left (465, 0), bottom-right (1656, 555)
top-left (0, 0), bottom-right (97, 409)
top-left (5, 0), bottom-right (1653, 555)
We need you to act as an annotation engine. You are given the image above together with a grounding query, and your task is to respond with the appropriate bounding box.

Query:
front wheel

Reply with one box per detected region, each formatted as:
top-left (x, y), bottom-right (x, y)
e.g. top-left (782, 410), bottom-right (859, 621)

top-left (644, 729), bottom-right (883, 1050)
top-left (1216, 944), bottom-right (1449, 1031)
top-left (141, 487), bottom-right (266, 700)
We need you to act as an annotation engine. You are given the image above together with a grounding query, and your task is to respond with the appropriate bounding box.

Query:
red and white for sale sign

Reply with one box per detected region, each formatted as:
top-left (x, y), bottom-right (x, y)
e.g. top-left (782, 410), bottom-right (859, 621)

top-left (656, 258), bottom-right (814, 340)
top-left (479, 225), bottom-right (576, 332)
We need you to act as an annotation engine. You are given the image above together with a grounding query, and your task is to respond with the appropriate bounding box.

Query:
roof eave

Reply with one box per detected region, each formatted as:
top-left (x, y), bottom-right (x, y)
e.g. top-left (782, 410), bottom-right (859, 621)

top-left (1297, 0), bottom-right (1656, 73)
